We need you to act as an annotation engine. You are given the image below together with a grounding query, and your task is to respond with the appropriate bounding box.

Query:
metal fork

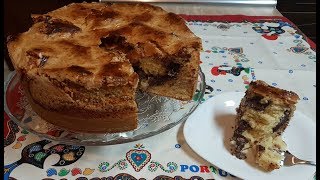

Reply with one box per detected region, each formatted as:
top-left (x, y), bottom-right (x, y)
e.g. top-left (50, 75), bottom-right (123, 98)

top-left (281, 151), bottom-right (316, 166)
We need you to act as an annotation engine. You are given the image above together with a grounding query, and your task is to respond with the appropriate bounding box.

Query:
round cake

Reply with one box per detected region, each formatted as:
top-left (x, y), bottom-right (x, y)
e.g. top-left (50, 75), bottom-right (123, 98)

top-left (7, 2), bottom-right (202, 133)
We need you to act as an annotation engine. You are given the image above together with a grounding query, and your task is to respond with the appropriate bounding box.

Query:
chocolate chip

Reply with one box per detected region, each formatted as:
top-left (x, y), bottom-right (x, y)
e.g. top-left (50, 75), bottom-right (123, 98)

top-left (257, 145), bottom-right (266, 152)
top-left (167, 62), bottom-right (181, 77)
top-left (273, 110), bottom-right (291, 134)
top-left (42, 19), bottom-right (81, 35)
top-left (236, 152), bottom-right (247, 159)
top-left (148, 76), bottom-right (171, 86)
top-left (234, 120), bottom-right (252, 134)
top-left (245, 95), bottom-right (271, 111)
top-left (99, 35), bottom-right (134, 52)
top-left (233, 134), bottom-right (249, 152)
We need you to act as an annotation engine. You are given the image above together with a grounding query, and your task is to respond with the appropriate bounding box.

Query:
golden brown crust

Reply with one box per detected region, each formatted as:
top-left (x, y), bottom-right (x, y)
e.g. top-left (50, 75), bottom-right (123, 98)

top-left (249, 80), bottom-right (300, 104)
top-left (8, 2), bottom-right (201, 97)
top-left (7, 2), bottom-right (201, 133)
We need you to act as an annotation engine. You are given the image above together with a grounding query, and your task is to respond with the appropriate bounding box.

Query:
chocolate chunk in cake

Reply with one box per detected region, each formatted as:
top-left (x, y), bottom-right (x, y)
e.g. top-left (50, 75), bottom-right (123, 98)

top-left (230, 80), bottom-right (299, 171)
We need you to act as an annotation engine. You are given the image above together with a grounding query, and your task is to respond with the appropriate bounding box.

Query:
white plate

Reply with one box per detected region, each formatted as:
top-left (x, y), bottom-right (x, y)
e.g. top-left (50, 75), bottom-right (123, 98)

top-left (184, 92), bottom-right (316, 180)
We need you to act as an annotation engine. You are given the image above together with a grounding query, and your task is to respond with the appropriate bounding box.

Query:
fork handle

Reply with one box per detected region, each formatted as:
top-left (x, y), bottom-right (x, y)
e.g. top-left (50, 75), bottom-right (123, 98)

top-left (306, 161), bottom-right (316, 166)
top-left (298, 161), bottom-right (316, 166)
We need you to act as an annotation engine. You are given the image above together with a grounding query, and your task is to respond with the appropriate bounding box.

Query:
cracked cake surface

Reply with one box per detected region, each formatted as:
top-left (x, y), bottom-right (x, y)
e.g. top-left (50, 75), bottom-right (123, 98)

top-left (230, 80), bottom-right (299, 171)
top-left (7, 2), bottom-right (202, 133)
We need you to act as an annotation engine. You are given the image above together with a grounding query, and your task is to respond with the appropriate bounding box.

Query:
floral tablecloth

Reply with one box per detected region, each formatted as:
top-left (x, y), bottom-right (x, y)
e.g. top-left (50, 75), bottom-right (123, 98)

top-left (4, 15), bottom-right (316, 180)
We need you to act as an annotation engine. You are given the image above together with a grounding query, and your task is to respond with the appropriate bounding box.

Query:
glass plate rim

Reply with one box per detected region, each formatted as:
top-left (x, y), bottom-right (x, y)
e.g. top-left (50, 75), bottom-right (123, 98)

top-left (4, 69), bottom-right (206, 146)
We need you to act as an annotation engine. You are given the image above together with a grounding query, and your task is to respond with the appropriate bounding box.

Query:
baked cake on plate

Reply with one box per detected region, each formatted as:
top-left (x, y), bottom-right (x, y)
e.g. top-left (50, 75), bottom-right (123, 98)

top-left (7, 2), bottom-right (202, 133)
top-left (230, 80), bottom-right (299, 171)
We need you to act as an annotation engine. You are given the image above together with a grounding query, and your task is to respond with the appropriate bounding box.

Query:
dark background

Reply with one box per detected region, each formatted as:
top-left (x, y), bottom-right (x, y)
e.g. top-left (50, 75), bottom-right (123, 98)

top-left (4, 0), bottom-right (316, 71)
top-left (277, 0), bottom-right (316, 42)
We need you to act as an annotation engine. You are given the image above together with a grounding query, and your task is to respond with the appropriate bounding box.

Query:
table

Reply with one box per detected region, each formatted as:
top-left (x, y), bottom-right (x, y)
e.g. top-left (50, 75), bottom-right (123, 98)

top-left (4, 3), bottom-right (316, 180)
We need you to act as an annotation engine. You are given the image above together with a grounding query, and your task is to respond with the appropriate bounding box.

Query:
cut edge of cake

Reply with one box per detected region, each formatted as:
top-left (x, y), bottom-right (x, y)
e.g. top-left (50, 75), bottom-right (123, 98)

top-left (230, 80), bottom-right (299, 171)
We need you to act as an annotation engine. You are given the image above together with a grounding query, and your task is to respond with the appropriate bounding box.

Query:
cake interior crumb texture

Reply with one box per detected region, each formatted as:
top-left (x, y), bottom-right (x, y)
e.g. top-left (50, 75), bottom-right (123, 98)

top-left (7, 2), bottom-right (202, 133)
top-left (230, 80), bottom-right (299, 171)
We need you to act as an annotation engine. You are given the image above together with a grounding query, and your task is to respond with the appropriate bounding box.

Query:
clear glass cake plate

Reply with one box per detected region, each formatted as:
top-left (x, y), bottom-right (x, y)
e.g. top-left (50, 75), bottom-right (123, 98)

top-left (4, 69), bottom-right (206, 146)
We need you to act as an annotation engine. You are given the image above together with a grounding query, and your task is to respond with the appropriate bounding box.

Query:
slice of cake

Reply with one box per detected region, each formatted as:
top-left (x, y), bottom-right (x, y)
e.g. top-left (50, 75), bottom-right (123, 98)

top-left (230, 80), bottom-right (299, 171)
top-left (7, 2), bottom-right (201, 133)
